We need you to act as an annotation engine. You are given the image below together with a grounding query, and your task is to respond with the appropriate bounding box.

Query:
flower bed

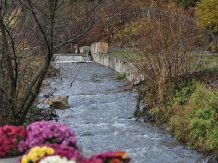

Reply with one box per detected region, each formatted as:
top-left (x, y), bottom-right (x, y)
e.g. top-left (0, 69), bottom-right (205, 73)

top-left (0, 125), bottom-right (26, 157)
top-left (0, 120), bottom-right (131, 163)
top-left (18, 120), bottom-right (78, 152)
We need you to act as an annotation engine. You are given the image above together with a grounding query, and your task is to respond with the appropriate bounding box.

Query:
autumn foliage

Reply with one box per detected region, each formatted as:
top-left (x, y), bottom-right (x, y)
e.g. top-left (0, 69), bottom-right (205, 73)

top-left (195, 0), bottom-right (218, 33)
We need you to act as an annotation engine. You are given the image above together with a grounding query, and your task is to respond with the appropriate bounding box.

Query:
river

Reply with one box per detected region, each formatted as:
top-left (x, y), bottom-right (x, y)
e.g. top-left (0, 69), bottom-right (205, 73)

top-left (38, 62), bottom-right (205, 163)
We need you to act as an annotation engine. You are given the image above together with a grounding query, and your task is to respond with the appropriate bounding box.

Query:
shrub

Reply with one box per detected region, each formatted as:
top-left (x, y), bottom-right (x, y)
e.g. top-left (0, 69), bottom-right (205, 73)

top-left (169, 82), bottom-right (218, 153)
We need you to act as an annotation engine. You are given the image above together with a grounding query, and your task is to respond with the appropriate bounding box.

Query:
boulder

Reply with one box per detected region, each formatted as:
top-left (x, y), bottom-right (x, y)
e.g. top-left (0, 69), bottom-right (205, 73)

top-left (44, 95), bottom-right (70, 109)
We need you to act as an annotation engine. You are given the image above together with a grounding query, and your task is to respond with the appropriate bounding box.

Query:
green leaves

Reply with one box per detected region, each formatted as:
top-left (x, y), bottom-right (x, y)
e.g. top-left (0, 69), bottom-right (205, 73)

top-left (170, 82), bottom-right (218, 152)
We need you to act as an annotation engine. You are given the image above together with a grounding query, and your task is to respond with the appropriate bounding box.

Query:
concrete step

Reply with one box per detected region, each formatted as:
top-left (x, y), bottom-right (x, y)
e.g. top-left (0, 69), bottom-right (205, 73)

top-left (0, 157), bottom-right (19, 163)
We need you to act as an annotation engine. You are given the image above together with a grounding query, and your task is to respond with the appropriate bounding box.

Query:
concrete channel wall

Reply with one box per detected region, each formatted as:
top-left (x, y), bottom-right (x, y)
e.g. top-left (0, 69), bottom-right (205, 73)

top-left (80, 42), bottom-right (143, 84)
top-left (91, 53), bottom-right (140, 84)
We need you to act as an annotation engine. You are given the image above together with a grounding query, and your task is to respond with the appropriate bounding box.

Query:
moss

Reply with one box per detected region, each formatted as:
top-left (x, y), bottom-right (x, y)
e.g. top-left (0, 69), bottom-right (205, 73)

top-left (116, 73), bottom-right (126, 80)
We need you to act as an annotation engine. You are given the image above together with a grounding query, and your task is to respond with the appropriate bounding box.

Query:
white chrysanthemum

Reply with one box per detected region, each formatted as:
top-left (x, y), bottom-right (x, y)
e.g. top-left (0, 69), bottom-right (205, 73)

top-left (39, 155), bottom-right (76, 163)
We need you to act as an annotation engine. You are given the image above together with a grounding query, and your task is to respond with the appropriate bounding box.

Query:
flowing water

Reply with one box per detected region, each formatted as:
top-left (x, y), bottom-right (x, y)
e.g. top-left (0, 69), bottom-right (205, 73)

top-left (39, 61), bottom-right (206, 163)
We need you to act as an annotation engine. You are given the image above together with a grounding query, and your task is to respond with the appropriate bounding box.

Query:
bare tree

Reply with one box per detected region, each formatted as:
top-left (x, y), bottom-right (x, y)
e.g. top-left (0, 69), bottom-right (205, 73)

top-left (0, 0), bottom-right (105, 125)
top-left (0, 0), bottom-right (21, 125)
top-left (135, 4), bottom-right (209, 109)
top-left (112, 2), bottom-right (210, 113)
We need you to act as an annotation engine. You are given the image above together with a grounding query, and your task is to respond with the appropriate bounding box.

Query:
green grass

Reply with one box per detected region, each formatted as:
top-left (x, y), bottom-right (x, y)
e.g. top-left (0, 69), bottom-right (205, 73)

top-left (109, 51), bottom-right (218, 70)
top-left (108, 51), bottom-right (143, 60)
top-left (171, 83), bottom-right (218, 153)
top-left (198, 55), bottom-right (218, 62)
top-left (190, 55), bottom-right (218, 70)
top-left (151, 81), bottom-right (218, 155)
top-left (116, 73), bottom-right (126, 80)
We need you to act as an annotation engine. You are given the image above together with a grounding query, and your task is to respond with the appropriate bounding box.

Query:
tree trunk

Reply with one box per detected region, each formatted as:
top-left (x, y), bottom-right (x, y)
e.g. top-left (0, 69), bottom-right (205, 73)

top-left (0, 0), bottom-right (106, 125)
top-left (15, 0), bottom-right (57, 125)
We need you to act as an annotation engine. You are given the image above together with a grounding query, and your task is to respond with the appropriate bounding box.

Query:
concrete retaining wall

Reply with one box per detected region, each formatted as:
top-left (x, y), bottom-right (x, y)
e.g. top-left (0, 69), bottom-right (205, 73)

top-left (79, 46), bottom-right (90, 54)
top-left (91, 42), bottom-right (108, 54)
top-left (92, 53), bottom-right (142, 84)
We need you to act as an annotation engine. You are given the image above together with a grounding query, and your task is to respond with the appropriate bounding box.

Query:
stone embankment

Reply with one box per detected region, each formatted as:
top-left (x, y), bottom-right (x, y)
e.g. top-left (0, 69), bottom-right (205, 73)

top-left (80, 42), bottom-right (142, 85)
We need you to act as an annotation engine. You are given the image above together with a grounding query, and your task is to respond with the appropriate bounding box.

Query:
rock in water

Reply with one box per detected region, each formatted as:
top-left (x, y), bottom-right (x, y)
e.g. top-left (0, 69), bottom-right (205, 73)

top-left (44, 95), bottom-right (70, 109)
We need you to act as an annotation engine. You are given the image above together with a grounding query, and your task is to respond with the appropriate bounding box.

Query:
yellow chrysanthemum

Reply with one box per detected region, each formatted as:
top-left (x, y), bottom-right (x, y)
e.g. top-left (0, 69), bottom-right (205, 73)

top-left (21, 155), bottom-right (28, 163)
top-left (41, 146), bottom-right (54, 154)
top-left (45, 147), bottom-right (54, 155)
top-left (21, 146), bottom-right (55, 163)
top-left (32, 146), bottom-right (41, 151)
top-left (41, 146), bottom-right (48, 151)
top-left (28, 152), bottom-right (39, 162)
top-left (38, 150), bottom-right (46, 157)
